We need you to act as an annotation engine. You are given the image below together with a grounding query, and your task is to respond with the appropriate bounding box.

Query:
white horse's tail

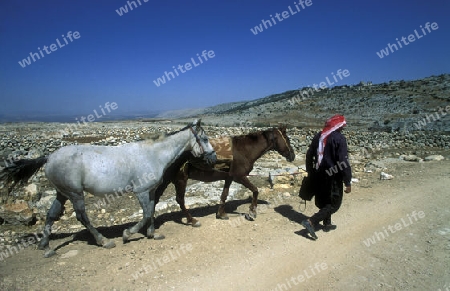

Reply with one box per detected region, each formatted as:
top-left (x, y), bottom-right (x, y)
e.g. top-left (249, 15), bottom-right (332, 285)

top-left (0, 156), bottom-right (48, 194)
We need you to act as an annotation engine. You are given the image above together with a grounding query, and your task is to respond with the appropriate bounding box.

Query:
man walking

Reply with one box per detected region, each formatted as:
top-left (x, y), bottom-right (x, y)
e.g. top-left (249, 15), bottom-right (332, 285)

top-left (301, 114), bottom-right (352, 240)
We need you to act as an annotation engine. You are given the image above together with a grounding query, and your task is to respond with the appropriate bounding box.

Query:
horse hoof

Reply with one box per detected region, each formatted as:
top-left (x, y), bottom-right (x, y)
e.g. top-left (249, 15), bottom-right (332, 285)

top-left (37, 240), bottom-right (48, 250)
top-left (37, 244), bottom-right (47, 251)
top-left (244, 213), bottom-right (255, 221)
top-left (103, 240), bottom-right (116, 249)
top-left (123, 229), bottom-right (131, 243)
top-left (44, 249), bottom-right (56, 258)
top-left (192, 220), bottom-right (202, 227)
top-left (216, 213), bottom-right (229, 220)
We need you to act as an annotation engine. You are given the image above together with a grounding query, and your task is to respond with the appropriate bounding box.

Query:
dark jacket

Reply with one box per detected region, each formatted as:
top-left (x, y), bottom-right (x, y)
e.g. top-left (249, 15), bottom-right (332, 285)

top-left (306, 130), bottom-right (352, 187)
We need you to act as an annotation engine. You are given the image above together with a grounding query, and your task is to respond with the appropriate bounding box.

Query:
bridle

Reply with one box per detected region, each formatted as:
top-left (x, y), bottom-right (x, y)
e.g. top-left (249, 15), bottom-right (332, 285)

top-left (265, 128), bottom-right (293, 158)
top-left (189, 125), bottom-right (206, 155)
top-left (187, 124), bottom-right (216, 164)
top-left (168, 123), bottom-right (207, 155)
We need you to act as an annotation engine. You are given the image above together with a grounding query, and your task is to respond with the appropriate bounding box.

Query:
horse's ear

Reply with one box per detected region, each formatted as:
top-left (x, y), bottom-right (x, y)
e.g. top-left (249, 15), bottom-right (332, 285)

top-left (196, 119), bottom-right (202, 127)
top-left (278, 123), bottom-right (287, 131)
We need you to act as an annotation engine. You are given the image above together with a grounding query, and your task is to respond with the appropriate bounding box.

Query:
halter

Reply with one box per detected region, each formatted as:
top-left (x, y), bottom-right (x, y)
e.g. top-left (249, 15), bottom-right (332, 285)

top-left (265, 128), bottom-right (292, 158)
top-left (276, 128), bottom-right (292, 157)
top-left (168, 123), bottom-right (207, 155)
top-left (189, 126), bottom-right (205, 155)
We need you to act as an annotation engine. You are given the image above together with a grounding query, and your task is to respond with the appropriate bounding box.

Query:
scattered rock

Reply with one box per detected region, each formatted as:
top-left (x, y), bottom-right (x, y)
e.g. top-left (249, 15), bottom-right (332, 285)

top-left (274, 184), bottom-right (291, 190)
top-left (380, 172), bottom-right (394, 180)
top-left (24, 183), bottom-right (38, 197)
top-left (424, 155), bottom-right (445, 161)
top-left (60, 250), bottom-right (79, 259)
top-left (400, 155), bottom-right (423, 162)
top-left (26, 148), bottom-right (43, 159)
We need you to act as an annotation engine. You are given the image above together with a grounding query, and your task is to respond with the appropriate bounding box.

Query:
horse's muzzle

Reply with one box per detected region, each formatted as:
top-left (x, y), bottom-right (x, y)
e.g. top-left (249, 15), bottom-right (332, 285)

top-left (286, 152), bottom-right (295, 162)
top-left (203, 151), bottom-right (217, 165)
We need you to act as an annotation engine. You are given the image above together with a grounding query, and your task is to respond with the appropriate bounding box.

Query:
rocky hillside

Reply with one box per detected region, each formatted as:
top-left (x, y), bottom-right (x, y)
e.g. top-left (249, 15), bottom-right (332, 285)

top-left (161, 74), bottom-right (450, 132)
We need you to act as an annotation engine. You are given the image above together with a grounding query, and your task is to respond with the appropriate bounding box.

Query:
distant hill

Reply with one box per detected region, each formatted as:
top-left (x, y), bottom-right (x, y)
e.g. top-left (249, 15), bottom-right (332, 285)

top-left (0, 111), bottom-right (161, 123)
top-left (2, 74), bottom-right (449, 132)
top-left (163, 74), bottom-right (450, 132)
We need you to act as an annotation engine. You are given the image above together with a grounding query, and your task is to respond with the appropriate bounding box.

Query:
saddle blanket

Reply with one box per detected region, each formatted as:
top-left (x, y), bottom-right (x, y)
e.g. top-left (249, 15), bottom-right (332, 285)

top-left (210, 136), bottom-right (233, 161)
top-left (188, 136), bottom-right (233, 172)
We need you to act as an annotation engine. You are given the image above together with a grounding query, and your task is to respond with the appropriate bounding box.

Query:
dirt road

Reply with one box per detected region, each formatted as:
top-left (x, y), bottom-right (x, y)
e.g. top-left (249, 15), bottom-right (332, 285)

top-left (1, 158), bottom-right (449, 290)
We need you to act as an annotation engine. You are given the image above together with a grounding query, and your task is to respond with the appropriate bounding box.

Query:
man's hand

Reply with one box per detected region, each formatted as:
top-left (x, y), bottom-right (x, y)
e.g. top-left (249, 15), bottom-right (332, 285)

top-left (344, 185), bottom-right (351, 193)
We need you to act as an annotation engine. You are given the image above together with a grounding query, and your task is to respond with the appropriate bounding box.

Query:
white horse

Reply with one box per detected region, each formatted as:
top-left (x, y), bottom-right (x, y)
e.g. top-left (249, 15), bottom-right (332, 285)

top-left (0, 120), bottom-right (216, 257)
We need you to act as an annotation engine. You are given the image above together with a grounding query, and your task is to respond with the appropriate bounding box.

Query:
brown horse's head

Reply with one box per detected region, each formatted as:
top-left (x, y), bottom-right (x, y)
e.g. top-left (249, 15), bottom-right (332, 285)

top-left (265, 127), bottom-right (295, 162)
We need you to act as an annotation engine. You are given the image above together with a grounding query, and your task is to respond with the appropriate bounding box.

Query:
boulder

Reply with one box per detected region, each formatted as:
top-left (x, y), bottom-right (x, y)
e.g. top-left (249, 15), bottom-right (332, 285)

top-left (0, 200), bottom-right (35, 225)
top-left (24, 183), bottom-right (38, 198)
top-left (273, 172), bottom-right (292, 184)
top-left (26, 148), bottom-right (43, 159)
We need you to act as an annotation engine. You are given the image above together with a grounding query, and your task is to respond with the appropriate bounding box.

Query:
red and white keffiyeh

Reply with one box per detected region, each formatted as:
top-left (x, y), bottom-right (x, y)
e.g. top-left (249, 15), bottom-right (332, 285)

top-left (316, 114), bottom-right (347, 169)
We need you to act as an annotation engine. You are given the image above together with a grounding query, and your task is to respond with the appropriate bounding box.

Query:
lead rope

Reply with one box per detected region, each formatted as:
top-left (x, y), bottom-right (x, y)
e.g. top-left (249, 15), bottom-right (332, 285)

top-left (275, 129), bottom-right (308, 212)
top-left (299, 199), bottom-right (307, 212)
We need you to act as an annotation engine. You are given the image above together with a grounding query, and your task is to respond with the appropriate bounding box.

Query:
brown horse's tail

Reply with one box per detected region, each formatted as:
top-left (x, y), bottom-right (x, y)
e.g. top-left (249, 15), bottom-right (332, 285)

top-left (0, 156), bottom-right (48, 194)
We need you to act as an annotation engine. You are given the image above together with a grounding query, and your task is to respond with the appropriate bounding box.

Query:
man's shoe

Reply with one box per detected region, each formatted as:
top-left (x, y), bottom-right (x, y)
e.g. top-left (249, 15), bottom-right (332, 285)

top-left (323, 224), bottom-right (337, 232)
top-left (301, 219), bottom-right (318, 240)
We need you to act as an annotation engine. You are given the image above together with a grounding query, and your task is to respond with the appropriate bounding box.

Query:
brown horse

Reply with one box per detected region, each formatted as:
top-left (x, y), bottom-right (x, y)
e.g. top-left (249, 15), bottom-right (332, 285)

top-left (155, 127), bottom-right (295, 226)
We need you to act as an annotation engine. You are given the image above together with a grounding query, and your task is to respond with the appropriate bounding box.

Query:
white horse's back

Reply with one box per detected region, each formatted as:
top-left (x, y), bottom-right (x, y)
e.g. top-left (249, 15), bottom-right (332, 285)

top-left (45, 144), bottom-right (156, 196)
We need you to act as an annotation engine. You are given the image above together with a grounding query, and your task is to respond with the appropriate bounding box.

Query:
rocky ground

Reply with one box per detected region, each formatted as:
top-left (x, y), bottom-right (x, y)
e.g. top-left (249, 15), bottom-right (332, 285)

top-left (1, 121), bottom-right (449, 224)
top-left (0, 121), bottom-right (449, 290)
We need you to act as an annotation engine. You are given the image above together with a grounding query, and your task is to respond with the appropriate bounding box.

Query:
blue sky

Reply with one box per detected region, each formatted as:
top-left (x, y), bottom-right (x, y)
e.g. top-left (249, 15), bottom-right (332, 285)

top-left (0, 0), bottom-right (449, 118)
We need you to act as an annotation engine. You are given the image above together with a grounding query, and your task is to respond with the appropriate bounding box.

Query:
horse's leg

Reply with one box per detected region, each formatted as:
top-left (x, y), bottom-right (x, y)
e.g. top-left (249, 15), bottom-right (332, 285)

top-left (123, 191), bottom-right (164, 243)
top-left (216, 178), bottom-right (233, 220)
top-left (146, 190), bottom-right (165, 239)
top-left (37, 191), bottom-right (68, 257)
top-left (234, 176), bottom-right (259, 221)
top-left (71, 196), bottom-right (116, 249)
top-left (174, 174), bottom-right (200, 227)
